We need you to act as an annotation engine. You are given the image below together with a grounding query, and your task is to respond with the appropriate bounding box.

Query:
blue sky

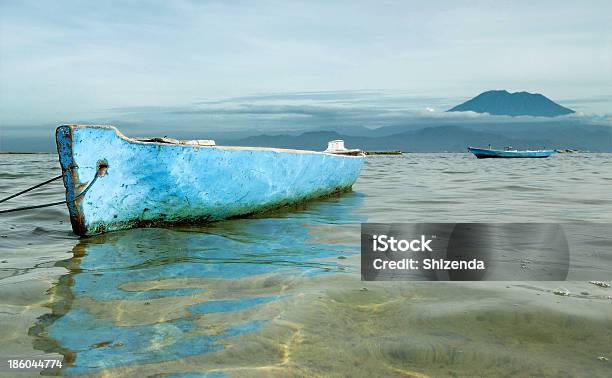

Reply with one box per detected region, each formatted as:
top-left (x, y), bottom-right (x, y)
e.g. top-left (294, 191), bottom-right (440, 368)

top-left (0, 0), bottom-right (611, 135)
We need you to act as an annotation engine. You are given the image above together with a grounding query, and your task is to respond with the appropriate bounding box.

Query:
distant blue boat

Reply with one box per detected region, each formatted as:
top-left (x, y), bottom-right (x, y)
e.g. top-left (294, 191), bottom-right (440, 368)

top-left (468, 146), bottom-right (554, 159)
top-left (56, 125), bottom-right (364, 236)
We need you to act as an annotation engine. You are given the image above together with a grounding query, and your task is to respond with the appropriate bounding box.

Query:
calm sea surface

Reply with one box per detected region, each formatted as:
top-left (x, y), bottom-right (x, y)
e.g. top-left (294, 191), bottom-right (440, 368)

top-left (1, 153), bottom-right (611, 377)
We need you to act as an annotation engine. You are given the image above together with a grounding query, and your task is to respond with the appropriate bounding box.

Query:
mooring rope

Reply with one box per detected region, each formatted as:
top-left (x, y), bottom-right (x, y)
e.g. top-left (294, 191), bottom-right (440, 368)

top-left (0, 174), bottom-right (63, 204)
top-left (0, 172), bottom-right (100, 214)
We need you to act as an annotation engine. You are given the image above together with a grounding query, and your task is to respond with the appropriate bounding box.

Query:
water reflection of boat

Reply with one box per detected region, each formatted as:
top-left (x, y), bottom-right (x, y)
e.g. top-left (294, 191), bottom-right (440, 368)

top-left (31, 193), bottom-right (364, 375)
top-left (56, 125), bottom-right (365, 236)
top-left (468, 146), bottom-right (554, 159)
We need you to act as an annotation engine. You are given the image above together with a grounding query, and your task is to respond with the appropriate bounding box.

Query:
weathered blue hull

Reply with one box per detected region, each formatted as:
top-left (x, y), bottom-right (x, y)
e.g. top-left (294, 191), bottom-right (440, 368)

top-left (56, 125), bottom-right (364, 236)
top-left (468, 147), bottom-right (554, 159)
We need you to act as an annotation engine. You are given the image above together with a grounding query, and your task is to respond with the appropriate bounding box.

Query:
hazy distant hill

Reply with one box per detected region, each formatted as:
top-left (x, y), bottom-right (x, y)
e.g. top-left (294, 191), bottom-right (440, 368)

top-left (448, 90), bottom-right (575, 117)
top-left (224, 123), bottom-right (611, 152)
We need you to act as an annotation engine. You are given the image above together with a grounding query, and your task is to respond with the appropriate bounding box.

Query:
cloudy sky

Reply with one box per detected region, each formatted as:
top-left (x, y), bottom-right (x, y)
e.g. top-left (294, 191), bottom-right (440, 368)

top-left (1, 0), bottom-right (611, 136)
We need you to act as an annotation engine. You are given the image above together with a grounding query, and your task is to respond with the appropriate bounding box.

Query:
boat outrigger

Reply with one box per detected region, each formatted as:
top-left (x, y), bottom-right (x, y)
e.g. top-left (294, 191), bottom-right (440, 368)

top-left (56, 125), bottom-right (365, 236)
top-left (468, 146), bottom-right (554, 159)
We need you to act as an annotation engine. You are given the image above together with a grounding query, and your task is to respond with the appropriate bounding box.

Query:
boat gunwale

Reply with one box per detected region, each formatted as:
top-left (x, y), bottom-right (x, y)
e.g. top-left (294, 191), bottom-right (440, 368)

top-left (60, 124), bottom-right (365, 158)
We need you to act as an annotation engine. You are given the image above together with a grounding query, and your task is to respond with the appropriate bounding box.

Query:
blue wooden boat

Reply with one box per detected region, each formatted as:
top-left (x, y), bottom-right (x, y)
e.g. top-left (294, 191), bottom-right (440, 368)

top-left (468, 146), bottom-right (554, 159)
top-left (56, 125), bottom-right (365, 236)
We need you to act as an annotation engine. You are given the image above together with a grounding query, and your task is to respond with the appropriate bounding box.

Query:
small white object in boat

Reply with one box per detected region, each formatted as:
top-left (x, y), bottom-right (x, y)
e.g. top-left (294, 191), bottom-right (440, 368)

top-left (324, 140), bottom-right (363, 155)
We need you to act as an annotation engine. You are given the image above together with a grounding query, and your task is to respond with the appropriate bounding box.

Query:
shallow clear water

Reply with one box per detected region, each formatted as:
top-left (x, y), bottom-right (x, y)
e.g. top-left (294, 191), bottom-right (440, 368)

top-left (1, 154), bottom-right (611, 377)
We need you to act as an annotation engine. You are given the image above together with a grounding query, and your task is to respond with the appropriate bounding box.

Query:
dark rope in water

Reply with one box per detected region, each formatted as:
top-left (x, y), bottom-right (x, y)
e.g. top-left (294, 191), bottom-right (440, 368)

top-left (0, 172), bottom-right (99, 214)
top-left (0, 174), bottom-right (63, 204)
top-left (0, 200), bottom-right (69, 214)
